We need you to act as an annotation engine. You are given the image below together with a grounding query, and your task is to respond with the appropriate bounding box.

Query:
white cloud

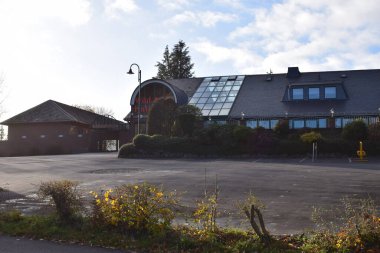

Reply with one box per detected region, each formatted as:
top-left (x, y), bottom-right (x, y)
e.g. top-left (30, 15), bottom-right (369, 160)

top-left (213, 0), bottom-right (243, 9)
top-left (195, 0), bottom-right (380, 73)
top-left (105, 0), bottom-right (138, 19)
top-left (193, 40), bottom-right (264, 73)
top-left (166, 11), bottom-right (237, 28)
top-left (0, 0), bottom-right (91, 27)
top-left (156, 0), bottom-right (191, 10)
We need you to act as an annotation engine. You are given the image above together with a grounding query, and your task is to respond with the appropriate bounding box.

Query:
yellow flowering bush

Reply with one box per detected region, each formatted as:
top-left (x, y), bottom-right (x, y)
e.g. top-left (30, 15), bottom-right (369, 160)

top-left (91, 183), bottom-right (178, 234)
top-left (193, 194), bottom-right (218, 232)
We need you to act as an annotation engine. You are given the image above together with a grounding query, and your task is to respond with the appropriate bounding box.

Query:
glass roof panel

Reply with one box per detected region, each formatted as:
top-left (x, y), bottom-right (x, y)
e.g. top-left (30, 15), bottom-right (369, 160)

top-left (202, 109), bottom-right (211, 116)
top-left (189, 76), bottom-right (245, 116)
top-left (219, 109), bottom-right (230, 115)
top-left (203, 104), bottom-right (213, 110)
top-left (226, 97), bottom-right (235, 102)
top-left (223, 86), bottom-right (232, 92)
top-left (212, 103), bottom-right (223, 109)
top-left (216, 96), bottom-right (227, 103)
top-left (193, 92), bottom-right (202, 98)
top-left (189, 97), bottom-right (199, 104)
top-left (206, 86), bottom-right (215, 92)
top-left (198, 97), bottom-right (207, 103)
top-left (209, 109), bottom-right (220, 116)
top-left (222, 103), bottom-right (233, 109)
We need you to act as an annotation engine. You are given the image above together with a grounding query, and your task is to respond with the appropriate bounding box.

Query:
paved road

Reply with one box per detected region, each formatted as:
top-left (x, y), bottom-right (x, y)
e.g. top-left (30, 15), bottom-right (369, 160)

top-left (1, 153), bottom-right (380, 234)
top-left (0, 235), bottom-right (127, 253)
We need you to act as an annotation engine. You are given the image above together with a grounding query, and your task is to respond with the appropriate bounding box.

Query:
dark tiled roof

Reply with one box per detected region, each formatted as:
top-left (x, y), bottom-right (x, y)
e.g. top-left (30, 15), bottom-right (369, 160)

top-left (166, 78), bottom-right (203, 98)
top-left (229, 69), bottom-right (380, 118)
top-left (2, 100), bottom-right (125, 127)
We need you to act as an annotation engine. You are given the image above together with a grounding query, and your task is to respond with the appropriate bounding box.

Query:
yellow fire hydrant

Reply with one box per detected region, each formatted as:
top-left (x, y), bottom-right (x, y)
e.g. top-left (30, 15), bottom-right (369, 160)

top-left (356, 141), bottom-right (366, 160)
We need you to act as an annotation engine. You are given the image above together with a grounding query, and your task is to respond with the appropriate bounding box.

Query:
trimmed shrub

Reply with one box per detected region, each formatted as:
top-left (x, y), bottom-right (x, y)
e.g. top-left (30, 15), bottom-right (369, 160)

top-left (118, 143), bottom-right (138, 157)
top-left (133, 134), bottom-right (152, 150)
top-left (342, 120), bottom-right (368, 142)
top-left (38, 180), bottom-right (82, 223)
top-left (161, 136), bottom-right (191, 154)
top-left (300, 131), bottom-right (322, 143)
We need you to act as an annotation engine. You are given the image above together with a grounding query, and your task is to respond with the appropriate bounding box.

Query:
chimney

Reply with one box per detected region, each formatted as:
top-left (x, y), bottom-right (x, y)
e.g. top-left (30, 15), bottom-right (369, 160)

top-left (286, 67), bottom-right (301, 78)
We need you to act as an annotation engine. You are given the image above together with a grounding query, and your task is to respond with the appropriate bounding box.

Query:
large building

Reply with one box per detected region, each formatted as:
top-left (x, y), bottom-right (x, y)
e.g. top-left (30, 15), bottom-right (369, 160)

top-left (126, 67), bottom-right (380, 134)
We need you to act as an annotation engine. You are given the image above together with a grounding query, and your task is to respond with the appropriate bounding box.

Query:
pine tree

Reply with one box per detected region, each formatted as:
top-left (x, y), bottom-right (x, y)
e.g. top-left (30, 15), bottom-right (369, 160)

top-left (155, 40), bottom-right (194, 79)
top-left (156, 46), bottom-right (171, 79)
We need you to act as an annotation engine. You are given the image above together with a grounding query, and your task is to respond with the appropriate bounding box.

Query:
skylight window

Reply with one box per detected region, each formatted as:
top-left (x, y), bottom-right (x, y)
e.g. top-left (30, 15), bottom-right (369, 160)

top-left (189, 76), bottom-right (245, 116)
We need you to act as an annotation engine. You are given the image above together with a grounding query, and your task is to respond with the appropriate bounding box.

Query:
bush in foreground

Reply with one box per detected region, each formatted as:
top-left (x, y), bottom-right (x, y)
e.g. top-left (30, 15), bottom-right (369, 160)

top-left (1, 180), bottom-right (380, 252)
top-left (91, 183), bottom-right (178, 234)
top-left (38, 180), bottom-right (82, 223)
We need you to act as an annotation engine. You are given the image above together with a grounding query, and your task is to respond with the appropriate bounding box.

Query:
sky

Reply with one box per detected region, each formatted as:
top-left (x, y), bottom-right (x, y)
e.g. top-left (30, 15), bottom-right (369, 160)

top-left (0, 0), bottom-right (380, 123)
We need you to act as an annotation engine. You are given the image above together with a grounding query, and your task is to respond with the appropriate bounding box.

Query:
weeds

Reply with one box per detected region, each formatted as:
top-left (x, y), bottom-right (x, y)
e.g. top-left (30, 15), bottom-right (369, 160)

top-left (306, 196), bottom-right (380, 252)
top-left (1, 179), bottom-right (379, 252)
top-left (38, 180), bottom-right (82, 223)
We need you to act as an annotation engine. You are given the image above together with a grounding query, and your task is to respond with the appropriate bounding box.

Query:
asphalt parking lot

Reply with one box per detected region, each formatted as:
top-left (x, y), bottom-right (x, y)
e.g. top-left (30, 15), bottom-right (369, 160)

top-left (1, 153), bottom-right (380, 234)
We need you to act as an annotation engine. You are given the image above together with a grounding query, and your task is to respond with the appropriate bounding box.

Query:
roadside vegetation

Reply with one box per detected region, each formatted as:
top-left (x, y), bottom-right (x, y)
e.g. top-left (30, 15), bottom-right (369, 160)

top-left (0, 180), bottom-right (379, 252)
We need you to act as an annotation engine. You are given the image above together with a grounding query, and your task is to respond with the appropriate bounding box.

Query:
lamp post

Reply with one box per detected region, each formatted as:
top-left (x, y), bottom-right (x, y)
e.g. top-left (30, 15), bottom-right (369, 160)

top-left (330, 108), bottom-right (335, 128)
top-left (240, 112), bottom-right (246, 126)
top-left (330, 108), bottom-right (335, 118)
top-left (127, 63), bottom-right (142, 135)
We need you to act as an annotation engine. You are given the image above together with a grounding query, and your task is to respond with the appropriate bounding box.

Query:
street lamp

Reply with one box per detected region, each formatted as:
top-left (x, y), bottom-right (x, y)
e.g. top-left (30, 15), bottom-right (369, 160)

top-left (330, 108), bottom-right (335, 129)
top-left (241, 112), bottom-right (245, 120)
top-left (127, 63), bottom-right (142, 134)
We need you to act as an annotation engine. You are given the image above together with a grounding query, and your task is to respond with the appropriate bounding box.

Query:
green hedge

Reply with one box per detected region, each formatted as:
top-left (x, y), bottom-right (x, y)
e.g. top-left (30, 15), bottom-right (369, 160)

top-left (119, 124), bottom-right (380, 158)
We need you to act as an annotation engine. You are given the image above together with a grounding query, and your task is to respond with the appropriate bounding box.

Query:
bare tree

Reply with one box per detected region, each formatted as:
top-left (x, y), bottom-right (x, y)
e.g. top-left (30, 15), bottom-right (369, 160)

top-left (72, 104), bottom-right (114, 117)
top-left (0, 74), bottom-right (5, 118)
top-left (0, 75), bottom-right (7, 141)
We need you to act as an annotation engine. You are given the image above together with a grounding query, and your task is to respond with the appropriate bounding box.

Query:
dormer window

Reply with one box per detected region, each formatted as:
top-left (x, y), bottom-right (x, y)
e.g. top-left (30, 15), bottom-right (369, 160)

top-left (283, 81), bottom-right (346, 102)
top-left (292, 88), bottom-right (304, 100)
top-left (325, 87), bottom-right (337, 99)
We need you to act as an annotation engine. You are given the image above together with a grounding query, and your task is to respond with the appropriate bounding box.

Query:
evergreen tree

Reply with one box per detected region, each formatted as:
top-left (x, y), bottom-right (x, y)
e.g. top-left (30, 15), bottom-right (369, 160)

top-left (155, 40), bottom-right (194, 79)
top-left (156, 46), bottom-right (171, 79)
